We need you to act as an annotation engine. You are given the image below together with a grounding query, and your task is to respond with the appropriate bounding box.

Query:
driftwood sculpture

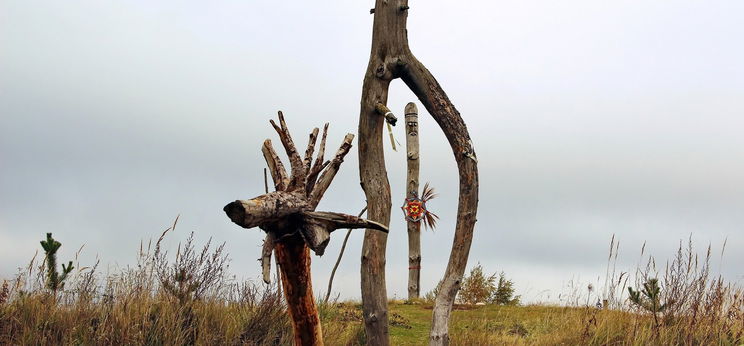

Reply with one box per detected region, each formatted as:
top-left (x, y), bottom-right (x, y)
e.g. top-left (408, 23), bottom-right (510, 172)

top-left (224, 111), bottom-right (388, 346)
top-left (359, 1), bottom-right (479, 345)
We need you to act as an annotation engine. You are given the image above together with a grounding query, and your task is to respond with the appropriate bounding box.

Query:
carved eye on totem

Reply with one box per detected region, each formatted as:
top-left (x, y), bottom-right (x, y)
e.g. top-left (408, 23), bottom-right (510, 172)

top-left (407, 121), bottom-right (418, 135)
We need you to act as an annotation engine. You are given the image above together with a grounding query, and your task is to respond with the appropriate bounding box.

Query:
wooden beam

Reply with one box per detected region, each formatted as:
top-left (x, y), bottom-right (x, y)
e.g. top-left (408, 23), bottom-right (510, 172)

top-left (223, 191), bottom-right (308, 229)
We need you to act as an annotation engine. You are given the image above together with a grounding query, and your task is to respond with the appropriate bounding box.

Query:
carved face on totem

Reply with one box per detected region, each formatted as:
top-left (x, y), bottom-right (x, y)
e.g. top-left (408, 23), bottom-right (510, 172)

top-left (406, 113), bottom-right (418, 136)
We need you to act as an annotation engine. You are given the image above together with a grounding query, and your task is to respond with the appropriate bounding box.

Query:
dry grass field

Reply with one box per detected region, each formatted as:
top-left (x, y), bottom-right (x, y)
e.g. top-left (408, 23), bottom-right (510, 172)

top-left (2, 232), bottom-right (742, 345)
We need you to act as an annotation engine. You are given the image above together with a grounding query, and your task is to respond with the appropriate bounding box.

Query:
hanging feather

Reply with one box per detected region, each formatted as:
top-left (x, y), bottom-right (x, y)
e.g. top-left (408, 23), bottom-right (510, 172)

top-left (420, 182), bottom-right (439, 230)
top-left (421, 182), bottom-right (438, 202)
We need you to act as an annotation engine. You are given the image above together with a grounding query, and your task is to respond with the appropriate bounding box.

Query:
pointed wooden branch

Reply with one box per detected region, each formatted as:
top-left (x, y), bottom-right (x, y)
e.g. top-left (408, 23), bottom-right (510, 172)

top-left (262, 139), bottom-right (289, 191)
top-left (261, 231), bottom-right (276, 284)
top-left (306, 123), bottom-right (329, 195)
top-left (303, 211), bottom-right (387, 233)
top-left (313, 124), bottom-right (329, 172)
top-left (310, 133), bottom-right (355, 208)
top-left (299, 211), bottom-right (388, 256)
top-left (304, 127), bottom-right (320, 173)
top-left (269, 111), bottom-right (306, 190)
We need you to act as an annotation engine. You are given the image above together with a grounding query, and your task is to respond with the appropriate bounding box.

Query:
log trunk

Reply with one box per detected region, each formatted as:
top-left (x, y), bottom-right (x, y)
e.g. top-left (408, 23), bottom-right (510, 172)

top-left (223, 191), bottom-right (308, 229)
top-left (359, 2), bottom-right (413, 344)
top-left (274, 236), bottom-right (323, 346)
top-left (359, 1), bottom-right (479, 345)
top-left (405, 102), bottom-right (421, 300)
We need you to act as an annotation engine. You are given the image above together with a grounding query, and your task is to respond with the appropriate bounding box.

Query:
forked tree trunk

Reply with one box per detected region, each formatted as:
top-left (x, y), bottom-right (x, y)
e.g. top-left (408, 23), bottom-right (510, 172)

top-left (359, 1), bottom-right (479, 345)
top-left (405, 102), bottom-right (421, 300)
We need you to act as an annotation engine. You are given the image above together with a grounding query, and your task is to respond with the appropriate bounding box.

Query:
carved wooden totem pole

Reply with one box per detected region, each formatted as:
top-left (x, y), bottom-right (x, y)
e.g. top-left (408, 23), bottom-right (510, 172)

top-left (224, 111), bottom-right (388, 346)
top-left (404, 102), bottom-right (422, 300)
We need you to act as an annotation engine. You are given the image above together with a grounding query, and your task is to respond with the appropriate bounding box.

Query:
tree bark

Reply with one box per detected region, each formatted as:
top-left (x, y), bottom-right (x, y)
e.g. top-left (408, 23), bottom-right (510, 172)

top-left (404, 102), bottom-right (422, 300)
top-left (358, 2), bottom-right (405, 342)
top-left (359, 1), bottom-right (479, 345)
top-left (274, 237), bottom-right (323, 346)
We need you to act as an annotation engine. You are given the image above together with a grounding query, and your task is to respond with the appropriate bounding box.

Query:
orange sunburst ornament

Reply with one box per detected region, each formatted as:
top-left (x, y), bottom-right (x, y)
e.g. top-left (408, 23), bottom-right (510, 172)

top-left (402, 197), bottom-right (426, 222)
top-left (401, 182), bottom-right (439, 230)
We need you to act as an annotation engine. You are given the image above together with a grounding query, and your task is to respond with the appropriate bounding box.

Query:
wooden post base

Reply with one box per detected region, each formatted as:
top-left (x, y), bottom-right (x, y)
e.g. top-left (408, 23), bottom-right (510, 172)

top-left (275, 237), bottom-right (324, 346)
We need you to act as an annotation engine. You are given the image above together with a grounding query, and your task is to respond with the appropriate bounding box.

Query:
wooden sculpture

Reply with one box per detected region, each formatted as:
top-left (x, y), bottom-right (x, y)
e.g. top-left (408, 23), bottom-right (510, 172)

top-left (224, 111), bottom-right (388, 346)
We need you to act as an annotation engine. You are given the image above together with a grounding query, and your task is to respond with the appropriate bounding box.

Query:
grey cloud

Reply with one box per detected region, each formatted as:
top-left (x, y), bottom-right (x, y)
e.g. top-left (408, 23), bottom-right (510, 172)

top-left (2, 0), bottom-right (743, 301)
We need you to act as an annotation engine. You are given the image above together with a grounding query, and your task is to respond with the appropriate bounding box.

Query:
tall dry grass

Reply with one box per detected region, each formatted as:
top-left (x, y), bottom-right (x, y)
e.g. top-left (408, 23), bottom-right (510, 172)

top-left (0, 219), bottom-right (362, 345)
top-left (456, 236), bottom-right (744, 345)
top-left (2, 222), bottom-right (742, 345)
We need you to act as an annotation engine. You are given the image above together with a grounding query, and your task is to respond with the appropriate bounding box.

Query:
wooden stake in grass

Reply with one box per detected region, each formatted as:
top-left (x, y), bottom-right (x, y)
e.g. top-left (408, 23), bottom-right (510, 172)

top-left (359, 2), bottom-right (479, 344)
top-left (224, 111), bottom-right (387, 346)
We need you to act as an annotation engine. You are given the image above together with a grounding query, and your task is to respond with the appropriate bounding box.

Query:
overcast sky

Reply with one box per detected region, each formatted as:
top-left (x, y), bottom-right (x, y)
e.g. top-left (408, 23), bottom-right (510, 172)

top-left (2, 0), bottom-right (743, 303)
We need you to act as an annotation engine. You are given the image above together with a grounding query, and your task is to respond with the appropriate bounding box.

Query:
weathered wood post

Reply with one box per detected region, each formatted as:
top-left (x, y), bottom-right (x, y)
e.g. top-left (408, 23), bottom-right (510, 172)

top-left (405, 102), bottom-right (421, 300)
top-left (358, 1), bottom-right (480, 344)
top-left (224, 112), bottom-right (388, 346)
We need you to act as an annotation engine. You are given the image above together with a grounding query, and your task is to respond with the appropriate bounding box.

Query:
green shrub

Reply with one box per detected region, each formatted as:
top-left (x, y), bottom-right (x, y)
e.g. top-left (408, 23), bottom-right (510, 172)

top-left (459, 263), bottom-right (496, 305)
top-left (491, 272), bottom-right (520, 306)
top-left (39, 233), bottom-right (73, 295)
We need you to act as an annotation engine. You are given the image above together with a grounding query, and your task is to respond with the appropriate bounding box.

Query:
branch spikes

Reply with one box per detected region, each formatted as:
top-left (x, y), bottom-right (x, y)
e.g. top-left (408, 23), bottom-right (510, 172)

top-left (270, 111), bottom-right (306, 190)
top-left (262, 139), bottom-right (289, 191)
top-left (303, 127), bottom-right (319, 173)
top-left (225, 111), bottom-right (387, 279)
top-left (264, 113), bottom-right (352, 199)
top-left (309, 133), bottom-right (354, 208)
top-left (306, 123), bottom-right (329, 195)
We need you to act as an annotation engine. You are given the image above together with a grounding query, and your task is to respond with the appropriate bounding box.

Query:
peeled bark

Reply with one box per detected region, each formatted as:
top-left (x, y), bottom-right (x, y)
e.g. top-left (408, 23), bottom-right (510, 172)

top-left (404, 102), bottom-right (421, 300)
top-left (359, 2), bottom-right (479, 345)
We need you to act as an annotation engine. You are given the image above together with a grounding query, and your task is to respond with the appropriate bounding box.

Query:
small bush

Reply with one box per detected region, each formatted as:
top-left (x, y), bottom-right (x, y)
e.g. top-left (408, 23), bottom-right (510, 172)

top-left (457, 264), bottom-right (520, 306)
top-left (491, 272), bottom-right (520, 306)
top-left (459, 263), bottom-right (496, 305)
